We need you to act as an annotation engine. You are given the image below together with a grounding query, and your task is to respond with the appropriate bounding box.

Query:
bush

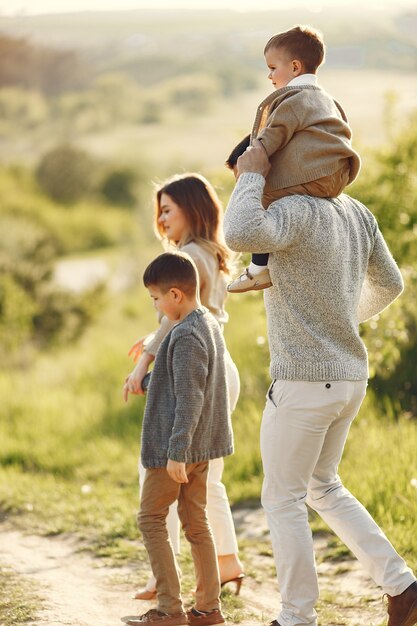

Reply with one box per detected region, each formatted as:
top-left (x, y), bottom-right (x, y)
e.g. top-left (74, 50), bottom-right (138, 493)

top-left (0, 165), bottom-right (143, 254)
top-left (32, 283), bottom-right (105, 348)
top-left (166, 74), bottom-right (221, 114)
top-left (100, 168), bottom-right (138, 207)
top-left (0, 215), bottom-right (58, 292)
top-left (0, 88), bottom-right (48, 136)
top-left (351, 112), bottom-right (417, 417)
top-left (36, 144), bottom-right (96, 204)
top-left (351, 111), bottom-right (417, 266)
top-left (0, 214), bottom-right (104, 356)
top-left (0, 274), bottom-right (37, 354)
top-left (140, 99), bottom-right (163, 124)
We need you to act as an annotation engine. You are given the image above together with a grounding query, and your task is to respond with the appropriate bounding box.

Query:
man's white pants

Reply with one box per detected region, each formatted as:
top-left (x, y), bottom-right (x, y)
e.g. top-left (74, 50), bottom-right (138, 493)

top-left (260, 379), bottom-right (416, 626)
top-left (139, 348), bottom-right (240, 556)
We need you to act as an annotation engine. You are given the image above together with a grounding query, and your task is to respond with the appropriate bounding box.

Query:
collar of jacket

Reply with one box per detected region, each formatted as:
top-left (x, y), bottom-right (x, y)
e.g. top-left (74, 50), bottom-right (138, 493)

top-left (256, 84), bottom-right (322, 113)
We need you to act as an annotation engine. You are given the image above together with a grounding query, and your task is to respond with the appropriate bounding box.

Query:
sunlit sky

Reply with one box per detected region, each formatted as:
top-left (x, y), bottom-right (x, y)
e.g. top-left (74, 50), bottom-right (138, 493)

top-left (2, 0), bottom-right (417, 14)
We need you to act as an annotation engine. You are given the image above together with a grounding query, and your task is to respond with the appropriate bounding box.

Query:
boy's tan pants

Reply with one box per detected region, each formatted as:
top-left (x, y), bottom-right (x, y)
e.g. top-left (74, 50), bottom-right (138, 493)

top-left (138, 462), bottom-right (220, 615)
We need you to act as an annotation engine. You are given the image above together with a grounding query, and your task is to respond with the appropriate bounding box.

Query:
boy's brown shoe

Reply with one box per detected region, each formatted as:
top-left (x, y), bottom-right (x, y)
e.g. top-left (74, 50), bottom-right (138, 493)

top-left (386, 581), bottom-right (417, 626)
top-left (186, 608), bottom-right (225, 626)
top-left (227, 268), bottom-right (272, 293)
top-left (126, 609), bottom-right (188, 626)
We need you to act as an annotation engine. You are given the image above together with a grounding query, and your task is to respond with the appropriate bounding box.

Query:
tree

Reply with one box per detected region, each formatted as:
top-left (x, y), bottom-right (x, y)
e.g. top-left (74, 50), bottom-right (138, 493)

top-left (36, 144), bottom-right (96, 205)
top-left (352, 112), bottom-right (417, 417)
top-left (0, 34), bottom-right (90, 95)
top-left (100, 167), bottom-right (138, 207)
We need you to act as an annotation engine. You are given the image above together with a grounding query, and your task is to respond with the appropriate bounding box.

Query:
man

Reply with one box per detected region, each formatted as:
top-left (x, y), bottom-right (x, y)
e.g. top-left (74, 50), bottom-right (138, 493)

top-left (223, 139), bottom-right (417, 626)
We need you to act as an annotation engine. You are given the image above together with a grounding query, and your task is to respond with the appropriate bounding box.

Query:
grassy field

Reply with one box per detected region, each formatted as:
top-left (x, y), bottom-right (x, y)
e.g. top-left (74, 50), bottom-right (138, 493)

top-left (0, 564), bottom-right (41, 626)
top-left (1, 67), bottom-right (416, 175)
top-left (77, 68), bottom-right (417, 179)
top-left (0, 276), bottom-right (416, 572)
top-left (1, 9), bottom-right (416, 623)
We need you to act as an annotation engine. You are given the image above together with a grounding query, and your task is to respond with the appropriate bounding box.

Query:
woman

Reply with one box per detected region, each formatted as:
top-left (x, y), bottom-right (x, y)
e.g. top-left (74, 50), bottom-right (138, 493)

top-left (125, 173), bottom-right (244, 599)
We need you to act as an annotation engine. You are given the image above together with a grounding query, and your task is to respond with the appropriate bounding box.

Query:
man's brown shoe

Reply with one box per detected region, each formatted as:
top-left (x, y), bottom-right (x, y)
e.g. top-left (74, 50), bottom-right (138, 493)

top-left (126, 609), bottom-right (188, 626)
top-left (386, 581), bottom-right (417, 626)
top-left (186, 608), bottom-right (225, 626)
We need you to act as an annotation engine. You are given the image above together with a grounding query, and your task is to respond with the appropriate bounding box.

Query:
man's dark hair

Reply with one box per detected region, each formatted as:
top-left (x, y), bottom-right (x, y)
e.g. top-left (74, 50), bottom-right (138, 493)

top-left (225, 134), bottom-right (251, 170)
top-left (143, 252), bottom-right (198, 298)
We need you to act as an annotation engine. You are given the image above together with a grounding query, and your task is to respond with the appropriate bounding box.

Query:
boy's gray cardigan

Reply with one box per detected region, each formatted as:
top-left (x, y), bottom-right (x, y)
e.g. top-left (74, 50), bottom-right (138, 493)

top-left (141, 307), bottom-right (233, 469)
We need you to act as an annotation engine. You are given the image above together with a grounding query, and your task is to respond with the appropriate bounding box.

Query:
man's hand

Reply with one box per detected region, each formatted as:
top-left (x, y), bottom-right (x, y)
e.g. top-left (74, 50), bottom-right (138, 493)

top-left (167, 460), bottom-right (188, 483)
top-left (236, 138), bottom-right (271, 179)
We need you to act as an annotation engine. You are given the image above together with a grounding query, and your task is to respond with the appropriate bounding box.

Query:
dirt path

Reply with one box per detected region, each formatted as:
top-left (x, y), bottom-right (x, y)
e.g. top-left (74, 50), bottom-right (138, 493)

top-left (0, 507), bottom-right (387, 626)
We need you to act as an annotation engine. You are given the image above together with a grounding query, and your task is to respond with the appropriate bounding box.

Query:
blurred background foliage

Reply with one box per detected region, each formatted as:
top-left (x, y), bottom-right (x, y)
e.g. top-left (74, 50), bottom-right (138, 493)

top-left (0, 5), bottom-right (416, 567)
top-left (0, 5), bottom-right (415, 412)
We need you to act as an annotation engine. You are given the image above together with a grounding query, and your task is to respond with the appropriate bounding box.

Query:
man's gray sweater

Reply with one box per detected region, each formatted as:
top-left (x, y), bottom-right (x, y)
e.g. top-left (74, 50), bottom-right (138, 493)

top-left (224, 173), bottom-right (404, 382)
top-left (141, 307), bottom-right (233, 469)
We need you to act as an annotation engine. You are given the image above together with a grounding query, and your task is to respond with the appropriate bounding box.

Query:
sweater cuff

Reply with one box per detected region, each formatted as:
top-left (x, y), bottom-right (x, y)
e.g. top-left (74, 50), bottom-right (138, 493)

top-left (167, 449), bottom-right (186, 463)
top-left (239, 172), bottom-right (266, 187)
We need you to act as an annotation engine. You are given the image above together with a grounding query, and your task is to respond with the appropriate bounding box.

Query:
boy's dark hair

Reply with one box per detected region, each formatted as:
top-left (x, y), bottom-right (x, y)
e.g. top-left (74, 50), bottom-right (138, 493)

top-left (264, 25), bottom-right (325, 73)
top-left (143, 252), bottom-right (198, 298)
top-left (225, 134), bottom-right (251, 170)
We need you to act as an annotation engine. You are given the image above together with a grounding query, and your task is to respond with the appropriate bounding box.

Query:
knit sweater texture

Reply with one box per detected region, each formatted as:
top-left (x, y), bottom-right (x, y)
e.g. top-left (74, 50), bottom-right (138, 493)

top-left (141, 307), bottom-right (233, 468)
top-left (224, 173), bottom-right (403, 382)
top-left (252, 85), bottom-right (361, 193)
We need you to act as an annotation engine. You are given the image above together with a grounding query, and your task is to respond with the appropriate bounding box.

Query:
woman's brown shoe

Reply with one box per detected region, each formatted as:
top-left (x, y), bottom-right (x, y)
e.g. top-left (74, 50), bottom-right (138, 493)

top-left (221, 573), bottom-right (245, 596)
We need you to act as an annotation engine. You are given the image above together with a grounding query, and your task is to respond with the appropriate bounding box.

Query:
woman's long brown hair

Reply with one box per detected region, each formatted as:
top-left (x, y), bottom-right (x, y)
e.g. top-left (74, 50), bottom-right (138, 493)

top-left (155, 173), bottom-right (232, 274)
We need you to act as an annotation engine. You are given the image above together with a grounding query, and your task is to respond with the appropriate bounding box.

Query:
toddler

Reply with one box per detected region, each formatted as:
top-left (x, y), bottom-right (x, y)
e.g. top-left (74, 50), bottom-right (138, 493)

top-left (227, 24), bottom-right (361, 293)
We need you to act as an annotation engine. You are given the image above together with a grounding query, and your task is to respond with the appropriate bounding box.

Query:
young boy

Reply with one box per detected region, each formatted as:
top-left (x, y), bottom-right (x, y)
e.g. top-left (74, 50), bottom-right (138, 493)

top-left (124, 251), bottom-right (233, 626)
top-left (227, 24), bottom-right (361, 293)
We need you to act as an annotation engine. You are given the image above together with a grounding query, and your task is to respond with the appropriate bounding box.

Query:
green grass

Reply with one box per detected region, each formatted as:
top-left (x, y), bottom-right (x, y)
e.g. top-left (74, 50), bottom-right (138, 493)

top-left (308, 390), bottom-right (417, 571)
top-left (0, 166), bottom-right (145, 256)
top-left (0, 280), bottom-right (416, 575)
top-left (75, 68), bottom-right (417, 184)
top-left (0, 565), bottom-right (42, 626)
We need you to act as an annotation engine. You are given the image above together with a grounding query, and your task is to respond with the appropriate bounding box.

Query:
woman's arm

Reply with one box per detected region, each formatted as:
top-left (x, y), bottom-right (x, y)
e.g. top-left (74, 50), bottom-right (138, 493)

top-left (141, 316), bottom-right (177, 357)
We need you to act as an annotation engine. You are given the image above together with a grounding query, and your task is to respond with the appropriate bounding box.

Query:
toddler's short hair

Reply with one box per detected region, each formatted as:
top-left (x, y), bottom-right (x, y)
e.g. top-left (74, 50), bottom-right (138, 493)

top-left (143, 252), bottom-right (198, 298)
top-left (264, 25), bottom-right (325, 73)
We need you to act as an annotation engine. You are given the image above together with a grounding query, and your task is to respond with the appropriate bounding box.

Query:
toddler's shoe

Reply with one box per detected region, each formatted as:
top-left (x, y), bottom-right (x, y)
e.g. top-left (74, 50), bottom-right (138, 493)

top-left (186, 608), bottom-right (225, 626)
top-left (126, 609), bottom-right (188, 626)
top-left (227, 267), bottom-right (272, 293)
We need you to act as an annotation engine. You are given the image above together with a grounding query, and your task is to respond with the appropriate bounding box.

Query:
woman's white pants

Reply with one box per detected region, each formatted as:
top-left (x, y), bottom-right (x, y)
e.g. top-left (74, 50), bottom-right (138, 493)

top-left (260, 379), bottom-right (416, 626)
top-left (138, 349), bottom-right (240, 556)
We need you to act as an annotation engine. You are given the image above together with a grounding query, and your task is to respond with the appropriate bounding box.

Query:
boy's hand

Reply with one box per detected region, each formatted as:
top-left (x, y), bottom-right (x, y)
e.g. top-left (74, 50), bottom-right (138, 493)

top-left (237, 138), bottom-right (270, 178)
top-left (123, 374), bottom-right (138, 402)
top-left (123, 368), bottom-right (145, 401)
top-left (123, 352), bottom-right (155, 402)
top-left (167, 460), bottom-right (188, 483)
